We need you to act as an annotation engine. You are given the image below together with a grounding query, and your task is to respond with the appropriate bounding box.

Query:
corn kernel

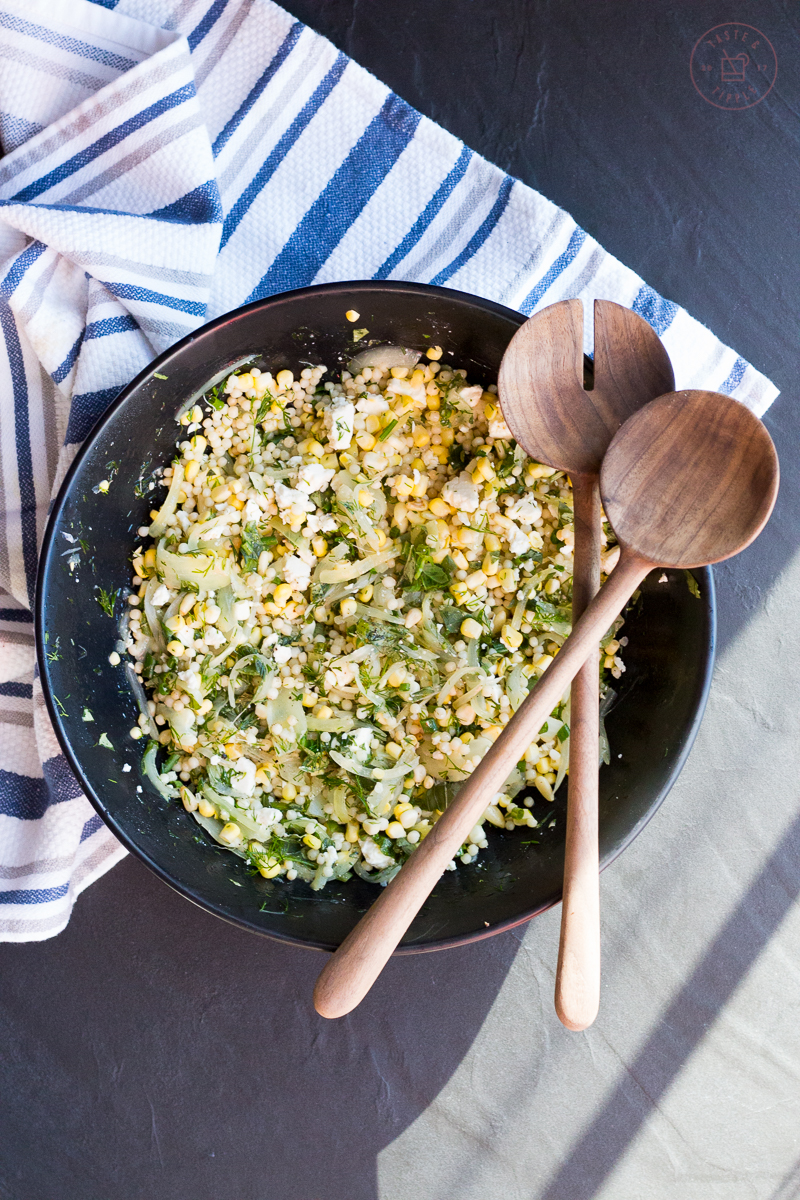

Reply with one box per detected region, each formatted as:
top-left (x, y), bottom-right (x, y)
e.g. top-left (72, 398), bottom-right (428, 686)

top-left (544, 577), bottom-right (560, 595)
top-left (301, 692), bottom-right (317, 708)
top-left (385, 742), bottom-right (403, 761)
top-left (399, 808), bottom-right (418, 829)
top-left (425, 345), bottom-right (443, 360)
top-left (501, 625), bottom-right (524, 650)
top-left (450, 581), bottom-right (469, 603)
top-left (345, 821), bottom-right (359, 843)
top-left (345, 309), bottom-right (360, 322)
top-left (357, 584), bottom-right (374, 602)
top-left (260, 863), bottom-right (283, 878)
top-left (428, 497), bottom-right (452, 518)
top-left (223, 742), bottom-right (241, 760)
top-left (143, 547), bottom-right (157, 570)
top-left (387, 665), bottom-right (406, 688)
top-left (482, 553), bottom-right (499, 577)
top-left (390, 366), bottom-right (409, 378)
top-left (528, 464), bottom-right (557, 479)
top-left (272, 583), bottom-right (293, 607)
top-left (604, 655), bottom-right (616, 669)
top-left (356, 431), bottom-right (376, 451)
top-left (166, 640), bottom-right (184, 656)
top-left (426, 393), bottom-right (440, 410)
top-left (311, 537), bottom-right (328, 559)
top-left (484, 804), bottom-right (505, 828)
top-left (275, 369), bottom-right (294, 390)
top-left (534, 777), bottom-right (555, 802)
top-left (357, 487), bottom-right (373, 507)
top-left (184, 459), bottom-right (200, 483)
top-left (197, 796), bottom-right (216, 818)
top-left (307, 439), bottom-right (325, 458)
top-left (412, 428), bottom-right (430, 447)
top-left (533, 653), bottom-right (554, 671)
top-left (429, 445), bottom-right (449, 463)
top-left (498, 569), bottom-right (517, 593)
top-left (460, 617), bottom-right (482, 640)
top-left (219, 822), bottom-right (242, 846)
top-left (340, 597), bottom-right (357, 618)
top-left (466, 569), bottom-right (487, 590)
top-left (281, 783), bottom-right (297, 801)
top-left (456, 703), bottom-right (476, 724)
top-left (385, 821), bottom-right (405, 839)
top-left (373, 528), bottom-right (388, 547)
top-left (439, 428), bottom-right (455, 446)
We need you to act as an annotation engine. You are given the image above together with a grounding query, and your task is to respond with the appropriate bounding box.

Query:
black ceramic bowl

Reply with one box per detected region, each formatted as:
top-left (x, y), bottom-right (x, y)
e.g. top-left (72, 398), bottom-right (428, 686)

top-left (36, 282), bottom-right (715, 953)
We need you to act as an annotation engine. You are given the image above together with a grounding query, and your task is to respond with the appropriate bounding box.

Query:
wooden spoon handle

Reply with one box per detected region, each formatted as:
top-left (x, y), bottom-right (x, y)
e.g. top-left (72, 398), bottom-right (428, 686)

top-left (313, 550), bottom-right (652, 1019)
top-left (555, 474), bottom-right (602, 1031)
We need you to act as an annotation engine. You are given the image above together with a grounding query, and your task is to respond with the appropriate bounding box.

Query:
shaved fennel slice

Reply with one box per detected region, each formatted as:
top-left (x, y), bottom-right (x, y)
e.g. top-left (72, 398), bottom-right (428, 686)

top-left (148, 463), bottom-right (184, 537)
top-left (347, 345), bottom-right (420, 374)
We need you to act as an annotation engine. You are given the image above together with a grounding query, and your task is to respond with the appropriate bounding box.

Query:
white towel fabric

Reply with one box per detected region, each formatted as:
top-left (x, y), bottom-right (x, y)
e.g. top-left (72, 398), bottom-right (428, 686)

top-left (0, 0), bottom-right (779, 942)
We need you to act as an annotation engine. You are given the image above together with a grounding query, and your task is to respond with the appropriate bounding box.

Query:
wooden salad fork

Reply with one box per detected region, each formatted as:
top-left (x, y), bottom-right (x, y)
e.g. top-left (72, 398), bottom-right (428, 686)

top-left (497, 298), bottom-right (674, 1030)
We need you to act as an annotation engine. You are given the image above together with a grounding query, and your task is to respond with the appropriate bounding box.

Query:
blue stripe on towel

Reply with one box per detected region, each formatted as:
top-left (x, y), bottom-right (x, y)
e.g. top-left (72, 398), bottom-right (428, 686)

top-left (430, 175), bottom-right (514, 285)
top-left (0, 884), bottom-right (69, 904)
top-left (84, 314), bottom-right (139, 340)
top-left (0, 681), bottom-right (33, 697)
top-left (80, 814), bottom-right (104, 842)
top-left (632, 283), bottom-right (678, 336)
top-left (212, 21), bottom-right (303, 158)
top-left (519, 227), bottom-right (588, 315)
top-left (10, 83), bottom-right (197, 202)
top-left (247, 93), bottom-right (421, 301)
top-left (65, 386), bottom-right (121, 443)
top-left (375, 145), bottom-right (473, 280)
top-left (220, 53), bottom-right (348, 250)
top-left (719, 356), bottom-right (747, 395)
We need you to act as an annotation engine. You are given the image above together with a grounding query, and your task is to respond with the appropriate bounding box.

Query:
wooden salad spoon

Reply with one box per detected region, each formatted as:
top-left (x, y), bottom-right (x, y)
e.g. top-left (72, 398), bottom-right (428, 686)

top-left (497, 299), bottom-right (674, 1032)
top-left (313, 390), bottom-right (778, 1019)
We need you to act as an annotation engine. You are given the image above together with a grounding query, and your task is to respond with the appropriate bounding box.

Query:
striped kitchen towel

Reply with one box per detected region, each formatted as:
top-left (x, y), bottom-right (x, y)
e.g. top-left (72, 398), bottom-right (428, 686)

top-left (0, 0), bottom-right (778, 942)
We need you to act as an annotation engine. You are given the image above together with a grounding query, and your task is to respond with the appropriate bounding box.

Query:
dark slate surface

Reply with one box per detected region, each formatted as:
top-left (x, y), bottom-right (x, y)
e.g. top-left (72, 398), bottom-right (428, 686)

top-left (2, 3), bottom-right (799, 1198)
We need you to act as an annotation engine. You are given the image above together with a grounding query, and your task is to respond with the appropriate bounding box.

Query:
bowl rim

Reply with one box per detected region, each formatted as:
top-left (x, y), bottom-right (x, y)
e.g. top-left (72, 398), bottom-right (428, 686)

top-left (35, 280), bottom-right (717, 955)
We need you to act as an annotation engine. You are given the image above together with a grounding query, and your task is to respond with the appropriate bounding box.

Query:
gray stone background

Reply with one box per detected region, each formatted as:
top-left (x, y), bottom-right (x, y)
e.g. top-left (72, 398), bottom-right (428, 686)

top-left (2, 1), bottom-right (799, 1197)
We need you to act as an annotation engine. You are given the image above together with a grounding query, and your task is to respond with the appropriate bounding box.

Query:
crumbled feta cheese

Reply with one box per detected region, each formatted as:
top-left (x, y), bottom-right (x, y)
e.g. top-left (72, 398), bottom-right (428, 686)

top-left (488, 414), bottom-right (513, 440)
top-left (151, 584), bottom-right (171, 607)
top-left (355, 395), bottom-right (390, 414)
top-left (274, 481), bottom-right (314, 520)
top-left (177, 667), bottom-right (203, 697)
top-left (505, 522), bottom-right (531, 556)
top-left (203, 627), bottom-right (226, 648)
top-left (324, 399), bottom-right (355, 449)
top-left (243, 498), bottom-right (262, 524)
top-left (295, 462), bottom-right (336, 495)
top-left (233, 600), bottom-right (251, 622)
top-left (282, 553), bottom-right (312, 592)
top-left (506, 495), bottom-right (542, 524)
top-left (303, 511), bottom-right (338, 536)
top-left (361, 837), bottom-right (395, 870)
top-left (324, 661), bottom-right (356, 691)
top-left (457, 385), bottom-right (484, 407)
top-left (229, 756), bottom-right (256, 798)
top-left (273, 645), bottom-right (293, 664)
top-left (441, 476), bottom-right (480, 513)
top-left (122, 764), bottom-right (131, 773)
